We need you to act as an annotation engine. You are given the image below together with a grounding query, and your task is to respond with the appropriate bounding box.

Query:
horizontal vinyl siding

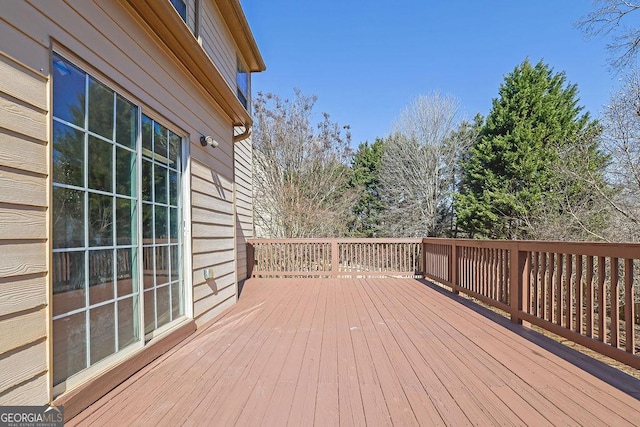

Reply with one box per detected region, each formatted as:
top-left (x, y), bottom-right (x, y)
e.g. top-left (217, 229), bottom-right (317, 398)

top-left (2, 0), bottom-right (244, 403)
top-left (186, 0), bottom-right (197, 35)
top-left (0, 46), bottom-right (49, 404)
top-left (200, 0), bottom-right (237, 89)
top-left (234, 138), bottom-right (253, 280)
top-left (190, 154), bottom-right (238, 326)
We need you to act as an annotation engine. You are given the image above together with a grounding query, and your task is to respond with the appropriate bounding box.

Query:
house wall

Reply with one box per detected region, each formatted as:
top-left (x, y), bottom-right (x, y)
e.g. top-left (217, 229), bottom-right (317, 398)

top-left (234, 136), bottom-right (253, 281)
top-left (186, 0), bottom-right (198, 35)
top-left (0, 0), bottom-right (251, 403)
top-left (0, 52), bottom-right (49, 405)
top-left (201, 0), bottom-right (238, 90)
top-left (198, 0), bottom-right (256, 285)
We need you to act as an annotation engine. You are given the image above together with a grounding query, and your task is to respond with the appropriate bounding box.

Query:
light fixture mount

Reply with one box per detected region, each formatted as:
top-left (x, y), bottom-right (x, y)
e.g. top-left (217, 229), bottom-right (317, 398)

top-left (200, 135), bottom-right (219, 148)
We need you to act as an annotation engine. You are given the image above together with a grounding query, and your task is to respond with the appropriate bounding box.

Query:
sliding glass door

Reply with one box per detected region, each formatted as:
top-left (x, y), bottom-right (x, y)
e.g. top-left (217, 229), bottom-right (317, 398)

top-left (51, 53), bottom-right (185, 388)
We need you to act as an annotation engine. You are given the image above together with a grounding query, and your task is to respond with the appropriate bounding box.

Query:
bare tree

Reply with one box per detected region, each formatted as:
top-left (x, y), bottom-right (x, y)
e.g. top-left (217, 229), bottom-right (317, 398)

top-left (600, 70), bottom-right (640, 240)
top-left (252, 89), bottom-right (355, 238)
top-left (379, 93), bottom-right (460, 237)
top-left (546, 71), bottom-right (640, 242)
top-left (578, 0), bottom-right (640, 71)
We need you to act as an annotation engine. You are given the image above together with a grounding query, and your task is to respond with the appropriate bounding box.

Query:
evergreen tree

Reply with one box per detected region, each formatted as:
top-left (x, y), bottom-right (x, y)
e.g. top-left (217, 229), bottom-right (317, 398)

top-left (455, 59), bottom-right (608, 239)
top-left (349, 138), bottom-right (385, 237)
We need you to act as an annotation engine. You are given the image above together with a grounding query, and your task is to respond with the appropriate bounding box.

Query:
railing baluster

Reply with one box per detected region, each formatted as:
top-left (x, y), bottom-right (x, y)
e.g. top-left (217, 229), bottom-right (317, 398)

top-left (548, 253), bottom-right (555, 322)
top-left (576, 255), bottom-right (583, 334)
top-left (611, 257), bottom-right (620, 348)
top-left (586, 256), bottom-right (594, 338)
top-left (566, 253), bottom-right (573, 330)
top-left (624, 259), bottom-right (635, 354)
top-left (598, 256), bottom-right (606, 343)
top-left (556, 253), bottom-right (563, 326)
top-left (532, 252), bottom-right (538, 315)
top-left (539, 252), bottom-right (547, 319)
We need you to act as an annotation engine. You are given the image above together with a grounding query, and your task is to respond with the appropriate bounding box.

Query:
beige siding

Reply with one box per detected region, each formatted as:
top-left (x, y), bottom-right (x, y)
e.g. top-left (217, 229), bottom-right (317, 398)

top-left (200, 0), bottom-right (237, 89)
top-left (234, 137), bottom-right (253, 280)
top-left (0, 44), bottom-right (49, 404)
top-left (1, 0), bottom-right (248, 403)
top-left (186, 0), bottom-right (197, 35)
top-left (190, 154), bottom-right (238, 326)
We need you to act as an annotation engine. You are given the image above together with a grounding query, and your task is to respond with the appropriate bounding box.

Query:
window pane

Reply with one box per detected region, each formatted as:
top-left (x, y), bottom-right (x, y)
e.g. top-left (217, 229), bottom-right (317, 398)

top-left (52, 251), bottom-right (86, 317)
top-left (53, 187), bottom-right (85, 249)
top-left (153, 122), bottom-right (168, 162)
top-left (88, 77), bottom-right (114, 139)
top-left (116, 95), bottom-right (137, 148)
top-left (89, 249), bottom-right (114, 305)
top-left (156, 285), bottom-right (171, 328)
top-left (169, 170), bottom-right (178, 206)
top-left (116, 147), bottom-right (136, 196)
top-left (170, 0), bottom-right (187, 22)
top-left (142, 115), bottom-right (152, 158)
top-left (117, 248), bottom-right (136, 296)
top-left (118, 296), bottom-right (139, 350)
top-left (171, 280), bottom-right (183, 319)
top-left (143, 247), bottom-right (154, 290)
top-left (142, 203), bottom-right (153, 240)
top-left (90, 303), bottom-right (116, 364)
top-left (168, 132), bottom-right (180, 166)
top-left (144, 289), bottom-right (155, 334)
top-left (169, 207), bottom-right (179, 243)
top-left (237, 62), bottom-right (249, 110)
top-left (237, 66), bottom-right (248, 94)
top-left (170, 244), bottom-right (180, 281)
top-left (155, 246), bottom-right (170, 286)
top-left (53, 312), bottom-right (87, 386)
top-left (142, 159), bottom-right (152, 201)
top-left (53, 121), bottom-right (84, 187)
top-left (154, 164), bottom-right (167, 204)
top-left (89, 193), bottom-right (113, 247)
top-left (88, 136), bottom-right (112, 192)
top-left (155, 206), bottom-right (167, 244)
top-left (116, 198), bottom-right (136, 246)
top-left (52, 53), bottom-right (85, 127)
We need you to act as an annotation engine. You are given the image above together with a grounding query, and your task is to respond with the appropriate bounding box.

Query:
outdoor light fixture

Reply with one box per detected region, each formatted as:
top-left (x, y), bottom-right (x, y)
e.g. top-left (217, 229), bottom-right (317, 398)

top-left (200, 135), bottom-right (219, 148)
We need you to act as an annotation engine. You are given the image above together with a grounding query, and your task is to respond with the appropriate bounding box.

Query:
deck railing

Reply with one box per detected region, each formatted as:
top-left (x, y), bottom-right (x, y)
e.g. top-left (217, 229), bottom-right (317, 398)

top-left (247, 237), bottom-right (640, 369)
top-left (247, 238), bottom-right (423, 278)
top-left (422, 238), bottom-right (640, 370)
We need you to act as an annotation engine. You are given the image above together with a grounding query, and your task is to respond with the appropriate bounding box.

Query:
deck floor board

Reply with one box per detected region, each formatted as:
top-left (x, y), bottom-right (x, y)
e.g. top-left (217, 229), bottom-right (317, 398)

top-left (69, 278), bottom-right (640, 426)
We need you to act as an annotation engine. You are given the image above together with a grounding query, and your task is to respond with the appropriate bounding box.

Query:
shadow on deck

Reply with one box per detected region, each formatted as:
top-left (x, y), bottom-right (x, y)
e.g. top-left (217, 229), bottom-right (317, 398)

top-left (70, 278), bottom-right (640, 426)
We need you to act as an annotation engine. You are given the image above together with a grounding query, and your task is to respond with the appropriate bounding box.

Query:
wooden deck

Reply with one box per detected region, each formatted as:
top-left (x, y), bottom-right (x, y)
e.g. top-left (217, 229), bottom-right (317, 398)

top-left (70, 278), bottom-right (640, 426)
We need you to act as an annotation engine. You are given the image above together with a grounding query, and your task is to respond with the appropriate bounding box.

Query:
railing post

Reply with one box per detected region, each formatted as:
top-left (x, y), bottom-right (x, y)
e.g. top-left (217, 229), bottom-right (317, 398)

top-left (331, 239), bottom-right (339, 278)
top-left (509, 244), bottom-right (530, 325)
top-left (246, 241), bottom-right (255, 278)
top-left (422, 239), bottom-right (427, 279)
top-left (450, 242), bottom-right (459, 295)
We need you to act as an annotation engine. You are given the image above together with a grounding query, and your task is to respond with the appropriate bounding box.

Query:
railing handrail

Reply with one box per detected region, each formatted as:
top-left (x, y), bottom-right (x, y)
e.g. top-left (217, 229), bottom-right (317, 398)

top-left (248, 238), bottom-right (423, 244)
top-left (422, 237), bottom-right (640, 258)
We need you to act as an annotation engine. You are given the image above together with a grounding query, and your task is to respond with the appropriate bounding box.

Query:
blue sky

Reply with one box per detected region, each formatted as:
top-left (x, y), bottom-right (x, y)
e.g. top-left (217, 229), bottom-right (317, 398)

top-left (241, 1), bottom-right (617, 147)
